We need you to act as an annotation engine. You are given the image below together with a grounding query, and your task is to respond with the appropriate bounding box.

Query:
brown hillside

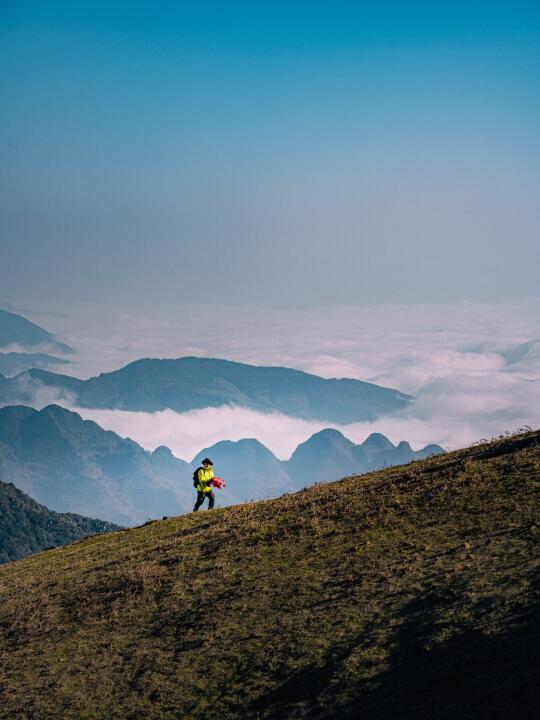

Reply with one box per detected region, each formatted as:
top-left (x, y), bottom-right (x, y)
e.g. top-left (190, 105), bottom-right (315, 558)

top-left (0, 431), bottom-right (538, 719)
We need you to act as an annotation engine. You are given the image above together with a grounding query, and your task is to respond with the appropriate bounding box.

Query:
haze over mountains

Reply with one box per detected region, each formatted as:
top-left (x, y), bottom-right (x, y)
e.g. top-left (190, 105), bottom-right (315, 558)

top-left (0, 357), bottom-right (410, 423)
top-left (0, 405), bottom-right (194, 525)
top-left (0, 308), bottom-right (443, 525)
top-left (0, 352), bottom-right (71, 378)
top-left (0, 404), bottom-right (442, 525)
top-left (3, 303), bottom-right (539, 455)
top-left (0, 308), bottom-right (73, 355)
top-left (283, 428), bottom-right (442, 487)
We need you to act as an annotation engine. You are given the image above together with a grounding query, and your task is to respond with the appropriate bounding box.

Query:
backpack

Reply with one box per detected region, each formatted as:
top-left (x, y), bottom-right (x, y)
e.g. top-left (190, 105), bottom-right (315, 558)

top-left (193, 467), bottom-right (203, 488)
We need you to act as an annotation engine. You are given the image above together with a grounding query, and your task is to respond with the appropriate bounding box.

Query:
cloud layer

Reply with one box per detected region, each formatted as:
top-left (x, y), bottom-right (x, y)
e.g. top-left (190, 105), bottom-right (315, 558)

top-left (9, 299), bottom-right (540, 457)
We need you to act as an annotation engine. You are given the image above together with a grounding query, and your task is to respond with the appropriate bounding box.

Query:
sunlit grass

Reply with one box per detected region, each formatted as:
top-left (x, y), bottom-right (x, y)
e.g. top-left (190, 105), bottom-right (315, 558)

top-left (0, 430), bottom-right (538, 719)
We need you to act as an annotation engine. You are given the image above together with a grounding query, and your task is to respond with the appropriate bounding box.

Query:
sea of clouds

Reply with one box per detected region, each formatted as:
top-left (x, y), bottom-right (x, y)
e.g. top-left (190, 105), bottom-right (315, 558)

top-left (7, 299), bottom-right (540, 461)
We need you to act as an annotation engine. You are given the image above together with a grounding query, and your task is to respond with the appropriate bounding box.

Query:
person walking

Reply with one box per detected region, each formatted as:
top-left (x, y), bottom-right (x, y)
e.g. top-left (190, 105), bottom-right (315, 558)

top-left (193, 457), bottom-right (215, 511)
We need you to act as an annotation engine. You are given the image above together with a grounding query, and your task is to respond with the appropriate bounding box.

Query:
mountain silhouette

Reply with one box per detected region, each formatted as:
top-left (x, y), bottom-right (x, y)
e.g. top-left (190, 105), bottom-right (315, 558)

top-left (0, 478), bottom-right (120, 564)
top-left (0, 404), bottom-right (194, 525)
top-left (192, 429), bottom-right (442, 497)
top-left (0, 404), bottom-right (442, 524)
top-left (0, 368), bottom-right (83, 406)
top-left (0, 356), bottom-right (410, 423)
top-left (284, 428), bottom-right (442, 486)
top-left (0, 351), bottom-right (71, 377)
top-left (284, 428), bottom-right (362, 488)
top-left (0, 309), bottom-right (72, 354)
top-left (192, 438), bottom-right (295, 502)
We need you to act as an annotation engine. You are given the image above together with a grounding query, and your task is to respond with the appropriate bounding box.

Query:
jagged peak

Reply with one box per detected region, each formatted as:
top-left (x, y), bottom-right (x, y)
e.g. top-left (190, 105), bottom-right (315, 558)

top-left (152, 445), bottom-right (173, 457)
top-left (396, 440), bottom-right (412, 451)
top-left (304, 428), bottom-right (350, 442)
top-left (361, 432), bottom-right (394, 450)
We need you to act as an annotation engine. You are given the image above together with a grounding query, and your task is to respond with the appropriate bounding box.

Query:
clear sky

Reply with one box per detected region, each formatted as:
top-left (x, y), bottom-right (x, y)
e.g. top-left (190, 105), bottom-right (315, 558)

top-left (1, 1), bottom-right (539, 306)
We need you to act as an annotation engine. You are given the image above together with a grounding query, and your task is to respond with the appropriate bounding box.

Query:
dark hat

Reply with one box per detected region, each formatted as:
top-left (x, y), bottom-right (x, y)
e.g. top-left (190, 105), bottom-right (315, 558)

top-left (202, 457), bottom-right (213, 465)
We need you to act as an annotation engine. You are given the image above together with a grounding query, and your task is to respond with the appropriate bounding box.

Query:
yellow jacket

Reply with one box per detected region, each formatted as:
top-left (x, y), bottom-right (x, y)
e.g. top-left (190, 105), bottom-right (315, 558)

top-left (196, 466), bottom-right (214, 492)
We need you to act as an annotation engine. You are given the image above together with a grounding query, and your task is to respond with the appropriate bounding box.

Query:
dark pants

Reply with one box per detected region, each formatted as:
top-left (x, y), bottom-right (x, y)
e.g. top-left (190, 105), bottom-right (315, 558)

top-left (193, 490), bottom-right (215, 511)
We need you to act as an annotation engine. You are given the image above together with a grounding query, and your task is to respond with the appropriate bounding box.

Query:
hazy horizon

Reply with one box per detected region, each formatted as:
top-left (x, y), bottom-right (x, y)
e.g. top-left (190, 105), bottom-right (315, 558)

top-left (2, 2), bottom-right (539, 308)
top-left (1, 297), bottom-right (539, 459)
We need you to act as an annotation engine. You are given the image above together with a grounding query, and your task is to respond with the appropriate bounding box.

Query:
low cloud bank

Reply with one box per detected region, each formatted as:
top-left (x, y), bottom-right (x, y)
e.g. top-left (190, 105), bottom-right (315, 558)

top-left (71, 406), bottom-right (326, 461)
top-left (73, 371), bottom-right (539, 462)
top-left (12, 299), bottom-right (540, 456)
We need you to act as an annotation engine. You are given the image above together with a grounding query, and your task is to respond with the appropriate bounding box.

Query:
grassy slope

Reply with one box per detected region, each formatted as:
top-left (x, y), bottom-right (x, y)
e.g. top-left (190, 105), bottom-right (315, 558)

top-left (0, 432), bottom-right (538, 720)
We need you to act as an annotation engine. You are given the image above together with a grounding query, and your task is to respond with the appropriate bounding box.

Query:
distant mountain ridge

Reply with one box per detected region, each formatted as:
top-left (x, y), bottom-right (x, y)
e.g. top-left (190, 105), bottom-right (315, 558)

top-left (0, 352), bottom-right (71, 377)
top-left (0, 356), bottom-right (410, 423)
top-left (192, 438), bottom-right (296, 505)
top-left (0, 367), bottom-right (82, 407)
top-left (0, 404), bottom-right (442, 525)
top-left (0, 405), bottom-right (195, 525)
top-left (197, 428), bottom-right (443, 495)
top-left (0, 309), bottom-right (72, 354)
top-left (0, 479), bottom-right (120, 564)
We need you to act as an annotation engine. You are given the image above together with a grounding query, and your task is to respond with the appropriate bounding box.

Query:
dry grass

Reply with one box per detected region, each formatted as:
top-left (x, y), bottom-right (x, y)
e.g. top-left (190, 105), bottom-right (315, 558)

top-left (0, 431), bottom-right (539, 719)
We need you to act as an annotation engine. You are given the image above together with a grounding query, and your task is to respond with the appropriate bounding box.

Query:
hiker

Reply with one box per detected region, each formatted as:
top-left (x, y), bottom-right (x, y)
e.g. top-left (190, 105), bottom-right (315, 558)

top-left (193, 457), bottom-right (215, 511)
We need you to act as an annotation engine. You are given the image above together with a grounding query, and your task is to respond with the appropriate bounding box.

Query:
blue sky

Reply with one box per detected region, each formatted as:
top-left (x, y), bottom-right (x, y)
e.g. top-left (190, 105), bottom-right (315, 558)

top-left (1, 1), bottom-right (539, 305)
